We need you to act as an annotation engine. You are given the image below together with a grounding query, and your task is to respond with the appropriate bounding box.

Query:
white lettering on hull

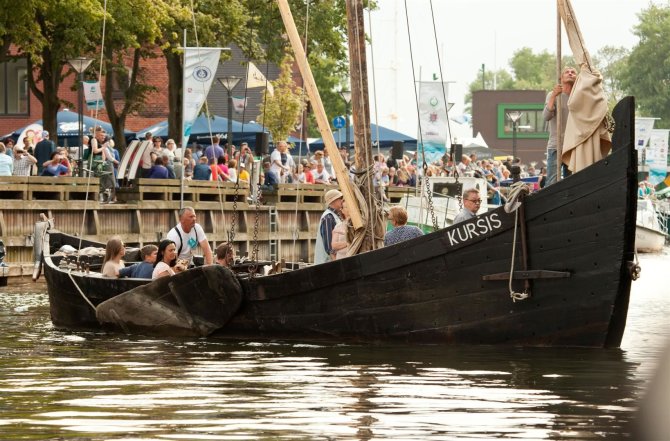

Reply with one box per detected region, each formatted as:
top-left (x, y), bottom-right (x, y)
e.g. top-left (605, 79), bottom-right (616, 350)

top-left (447, 213), bottom-right (503, 246)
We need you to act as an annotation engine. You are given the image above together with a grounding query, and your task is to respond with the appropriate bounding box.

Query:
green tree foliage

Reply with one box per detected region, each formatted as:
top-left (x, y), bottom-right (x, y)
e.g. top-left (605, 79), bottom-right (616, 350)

top-left (621, 4), bottom-right (670, 128)
top-left (257, 55), bottom-right (307, 142)
top-left (1, 0), bottom-right (104, 142)
top-left (594, 45), bottom-right (630, 109)
top-left (99, 0), bottom-right (166, 152)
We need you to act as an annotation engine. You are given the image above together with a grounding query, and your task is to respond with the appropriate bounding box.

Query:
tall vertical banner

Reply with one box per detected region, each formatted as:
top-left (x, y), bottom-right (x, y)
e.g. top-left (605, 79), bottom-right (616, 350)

top-left (635, 117), bottom-right (656, 150)
top-left (181, 47), bottom-right (221, 148)
top-left (647, 129), bottom-right (669, 185)
top-left (83, 81), bottom-right (105, 111)
top-left (417, 82), bottom-right (449, 164)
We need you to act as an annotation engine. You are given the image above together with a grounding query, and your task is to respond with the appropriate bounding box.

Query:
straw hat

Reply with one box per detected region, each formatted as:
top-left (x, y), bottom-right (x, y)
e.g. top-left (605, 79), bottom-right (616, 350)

top-left (324, 189), bottom-right (343, 206)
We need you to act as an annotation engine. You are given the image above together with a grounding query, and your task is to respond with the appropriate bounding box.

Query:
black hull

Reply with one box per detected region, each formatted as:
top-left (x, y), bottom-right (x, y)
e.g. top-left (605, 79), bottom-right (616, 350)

top-left (44, 232), bottom-right (150, 329)
top-left (223, 97), bottom-right (637, 347)
top-left (42, 98), bottom-right (637, 347)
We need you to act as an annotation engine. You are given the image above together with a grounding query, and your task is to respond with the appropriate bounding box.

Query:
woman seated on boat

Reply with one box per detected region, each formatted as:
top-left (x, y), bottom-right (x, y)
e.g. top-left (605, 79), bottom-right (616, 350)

top-left (152, 239), bottom-right (187, 279)
top-left (118, 244), bottom-right (158, 279)
top-left (101, 236), bottom-right (125, 277)
top-left (384, 206), bottom-right (423, 246)
top-left (331, 200), bottom-right (351, 260)
top-left (215, 242), bottom-right (235, 268)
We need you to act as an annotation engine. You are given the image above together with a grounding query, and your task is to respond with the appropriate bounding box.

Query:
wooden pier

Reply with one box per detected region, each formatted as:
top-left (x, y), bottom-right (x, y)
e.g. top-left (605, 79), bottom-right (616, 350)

top-left (0, 176), bottom-right (416, 276)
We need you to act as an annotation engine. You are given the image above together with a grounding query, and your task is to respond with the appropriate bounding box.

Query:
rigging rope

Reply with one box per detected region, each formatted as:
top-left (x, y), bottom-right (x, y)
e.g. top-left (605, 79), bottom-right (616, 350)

top-left (504, 181), bottom-right (530, 302)
top-left (402, 0), bottom-right (438, 231)
top-left (77, 0), bottom-right (109, 259)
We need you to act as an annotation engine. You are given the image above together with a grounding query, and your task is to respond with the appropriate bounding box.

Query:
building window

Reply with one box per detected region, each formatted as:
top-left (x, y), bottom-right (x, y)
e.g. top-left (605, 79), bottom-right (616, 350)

top-left (0, 58), bottom-right (29, 115)
top-left (497, 103), bottom-right (547, 139)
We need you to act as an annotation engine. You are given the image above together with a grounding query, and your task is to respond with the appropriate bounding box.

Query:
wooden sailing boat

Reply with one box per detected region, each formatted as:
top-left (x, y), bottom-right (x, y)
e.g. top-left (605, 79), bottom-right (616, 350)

top-left (39, 0), bottom-right (638, 347)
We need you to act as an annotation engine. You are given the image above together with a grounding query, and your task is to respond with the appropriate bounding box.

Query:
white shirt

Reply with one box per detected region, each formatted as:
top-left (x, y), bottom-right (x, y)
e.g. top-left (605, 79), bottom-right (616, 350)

top-left (152, 261), bottom-right (175, 279)
top-left (166, 223), bottom-right (207, 263)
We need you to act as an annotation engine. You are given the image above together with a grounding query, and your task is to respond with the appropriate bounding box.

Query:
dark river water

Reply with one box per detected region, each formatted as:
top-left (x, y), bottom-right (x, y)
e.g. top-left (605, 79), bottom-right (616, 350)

top-left (1, 253), bottom-right (669, 440)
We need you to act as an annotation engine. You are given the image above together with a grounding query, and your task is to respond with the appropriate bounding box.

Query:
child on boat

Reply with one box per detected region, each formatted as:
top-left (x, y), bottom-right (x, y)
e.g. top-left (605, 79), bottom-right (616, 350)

top-left (118, 244), bottom-right (158, 279)
top-left (101, 236), bottom-right (125, 277)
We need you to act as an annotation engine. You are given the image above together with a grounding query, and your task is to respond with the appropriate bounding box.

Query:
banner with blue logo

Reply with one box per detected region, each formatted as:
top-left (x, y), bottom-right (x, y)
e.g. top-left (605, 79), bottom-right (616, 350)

top-left (181, 47), bottom-right (222, 148)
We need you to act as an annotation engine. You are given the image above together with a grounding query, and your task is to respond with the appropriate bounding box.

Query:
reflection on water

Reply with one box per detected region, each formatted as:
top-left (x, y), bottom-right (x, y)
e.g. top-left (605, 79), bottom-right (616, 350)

top-left (1, 252), bottom-right (669, 440)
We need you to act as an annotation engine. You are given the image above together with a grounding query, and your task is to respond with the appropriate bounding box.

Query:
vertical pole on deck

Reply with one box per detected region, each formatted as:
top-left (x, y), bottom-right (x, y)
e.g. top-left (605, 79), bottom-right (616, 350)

top-left (556, 2), bottom-right (563, 182)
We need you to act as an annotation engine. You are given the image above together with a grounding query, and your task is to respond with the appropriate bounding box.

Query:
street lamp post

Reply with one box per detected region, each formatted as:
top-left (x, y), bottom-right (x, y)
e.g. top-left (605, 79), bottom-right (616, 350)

top-left (339, 90), bottom-right (352, 150)
top-left (506, 110), bottom-right (523, 182)
top-left (217, 76), bottom-right (241, 159)
top-left (68, 57), bottom-right (93, 177)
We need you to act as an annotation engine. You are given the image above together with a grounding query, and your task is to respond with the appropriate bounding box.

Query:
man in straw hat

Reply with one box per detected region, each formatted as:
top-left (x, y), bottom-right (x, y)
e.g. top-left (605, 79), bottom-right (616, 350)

top-left (315, 189), bottom-right (344, 264)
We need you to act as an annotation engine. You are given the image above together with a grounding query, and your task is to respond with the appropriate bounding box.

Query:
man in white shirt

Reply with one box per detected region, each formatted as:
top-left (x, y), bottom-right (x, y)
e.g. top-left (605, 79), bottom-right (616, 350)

top-left (166, 206), bottom-right (213, 265)
top-left (312, 161), bottom-right (331, 184)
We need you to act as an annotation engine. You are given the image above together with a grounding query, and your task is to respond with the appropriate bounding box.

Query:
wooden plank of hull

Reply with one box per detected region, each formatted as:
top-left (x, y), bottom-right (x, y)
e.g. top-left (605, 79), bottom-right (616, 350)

top-left (224, 97), bottom-right (637, 348)
top-left (96, 265), bottom-right (242, 337)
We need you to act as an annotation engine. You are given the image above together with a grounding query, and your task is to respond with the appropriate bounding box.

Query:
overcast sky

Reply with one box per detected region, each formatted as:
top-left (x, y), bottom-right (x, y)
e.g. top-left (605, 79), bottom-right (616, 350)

top-left (365, 0), bottom-right (656, 137)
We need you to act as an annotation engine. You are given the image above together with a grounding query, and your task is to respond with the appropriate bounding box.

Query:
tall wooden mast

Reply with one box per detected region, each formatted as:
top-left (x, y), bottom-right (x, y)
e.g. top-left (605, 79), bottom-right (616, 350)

top-left (345, 0), bottom-right (382, 253)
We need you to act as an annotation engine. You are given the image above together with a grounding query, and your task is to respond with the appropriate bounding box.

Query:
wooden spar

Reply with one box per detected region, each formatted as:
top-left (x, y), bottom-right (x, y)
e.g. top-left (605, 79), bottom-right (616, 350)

top-left (345, 0), bottom-right (373, 176)
top-left (276, 0), bottom-right (363, 230)
top-left (556, 0), bottom-right (563, 182)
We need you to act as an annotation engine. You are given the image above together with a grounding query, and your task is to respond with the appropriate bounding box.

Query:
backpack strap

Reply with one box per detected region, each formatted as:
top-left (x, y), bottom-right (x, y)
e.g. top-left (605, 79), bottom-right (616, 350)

top-left (171, 226), bottom-right (184, 256)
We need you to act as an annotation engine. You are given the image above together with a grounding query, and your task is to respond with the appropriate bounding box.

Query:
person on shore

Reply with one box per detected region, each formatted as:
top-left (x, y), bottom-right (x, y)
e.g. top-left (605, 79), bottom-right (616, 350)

top-left (453, 189), bottom-right (482, 224)
top-left (384, 206), bottom-right (423, 246)
top-left (193, 156), bottom-right (211, 180)
top-left (166, 206), bottom-right (213, 266)
top-left (205, 136), bottom-right (225, 164)
top-left (4, 138), bottom-right (14, 156)
top-left (331, 199), bottom-right (351, 260)
top-left (238, 162), bottom-right (250, 183)
top-left (34, 130), bottom-right (55, 175)
top-left (41, 151), bottom-right (70, 176)
top-left (118, 244), bottom-right (158, 279)
top-left (152, 239), bottom-right (187, 279)
top-left (182, 148), bottom-right (195, 179)
top-left (0, 143), bottom-right (13, 176)
top-left (91, 128), bottom-right (118, 203)
top-left (215, 242), bottom-right (235, 268)
top-left (544, 66), bottom-right (577, 186)
top-left (261, 159), bottom-right (279, 191)
top-left (315, 189), bottom-right (343, 264)
top-left (270, 140), bottom-right (294, 183)
top-left (101, 236), bottom-right (125, 278)
top-left (312, 161), bottom-right (332, 184)
top-left (140, 131), bottom-right (155, 178)
top-left (11, 146), bottom-right (37, 176)
top-left (148, 156), bottom-right (169, 179)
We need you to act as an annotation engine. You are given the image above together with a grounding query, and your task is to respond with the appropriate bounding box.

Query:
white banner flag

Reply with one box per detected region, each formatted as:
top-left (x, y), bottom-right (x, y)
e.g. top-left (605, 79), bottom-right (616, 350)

top-left (418, 82), bottom-right (449, 164)
top-left (181, 47), bottom-right (222, 148)
top-left (232, 96), bottom-right (248, 114)
top-left (647, 129), bottom-right (669, 185)
top-left (635, 117), bottom-right (657, 150)
top-left (246, 62), bottom-right (274, 96)
top-left (83, 80), bottom-right (104, 111)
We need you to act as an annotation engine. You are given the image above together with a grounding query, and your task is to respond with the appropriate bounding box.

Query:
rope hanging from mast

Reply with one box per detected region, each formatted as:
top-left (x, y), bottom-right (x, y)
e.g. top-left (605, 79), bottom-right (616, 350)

top-left (402, 0), bottom-right (438, 231)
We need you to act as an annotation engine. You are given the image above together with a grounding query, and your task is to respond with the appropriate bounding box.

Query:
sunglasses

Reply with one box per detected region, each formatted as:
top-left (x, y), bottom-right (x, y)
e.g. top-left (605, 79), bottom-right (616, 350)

top-left (466, 199), bottom-right (482, 204)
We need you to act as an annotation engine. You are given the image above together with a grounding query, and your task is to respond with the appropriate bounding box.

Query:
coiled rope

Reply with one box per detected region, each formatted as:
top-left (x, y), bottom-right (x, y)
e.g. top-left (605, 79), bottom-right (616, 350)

top-left (504, 182), bottom-right (530, 302)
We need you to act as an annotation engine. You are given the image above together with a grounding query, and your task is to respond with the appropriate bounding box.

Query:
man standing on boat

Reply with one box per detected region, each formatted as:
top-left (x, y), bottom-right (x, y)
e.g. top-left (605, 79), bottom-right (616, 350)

top-left (544, 66), bottom-right (577, 186)
top-left (453, 189), bottom-right (482, 224)
top-left (315, 189), bottom-right (343, 264)
top-left (167, 206), bottom-right (213, 266)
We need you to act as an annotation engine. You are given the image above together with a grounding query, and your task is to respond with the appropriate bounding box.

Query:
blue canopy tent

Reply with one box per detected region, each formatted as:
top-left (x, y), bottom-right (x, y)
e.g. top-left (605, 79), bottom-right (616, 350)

top-left (309, 123), bottom-right (417, 152)
top-left (138, 114), bottom-right (279, 148)
top-left (8, 109), bottom-right (135, 145)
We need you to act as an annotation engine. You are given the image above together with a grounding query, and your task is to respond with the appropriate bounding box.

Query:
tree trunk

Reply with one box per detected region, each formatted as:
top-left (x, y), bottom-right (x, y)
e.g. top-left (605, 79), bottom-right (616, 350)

top-left (35, 46), bottom-right (62, 146)
top-left (164, 50), bottom-right (183, 148)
